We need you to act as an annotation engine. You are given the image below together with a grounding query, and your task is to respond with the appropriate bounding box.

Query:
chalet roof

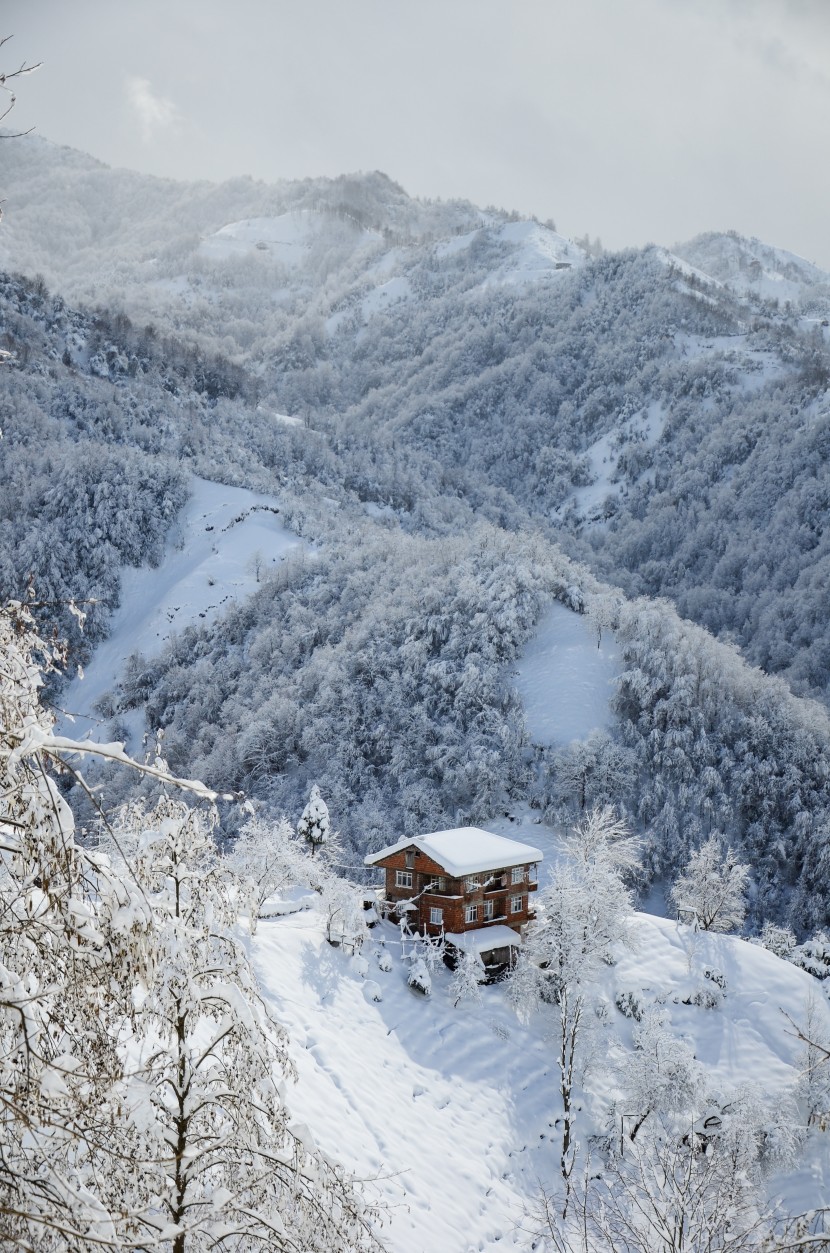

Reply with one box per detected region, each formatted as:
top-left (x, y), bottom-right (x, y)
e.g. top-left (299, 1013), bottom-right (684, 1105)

top-left (364, 826), bottom-right (543, 877)
top-left (445, 925), bottom-right (523, 953)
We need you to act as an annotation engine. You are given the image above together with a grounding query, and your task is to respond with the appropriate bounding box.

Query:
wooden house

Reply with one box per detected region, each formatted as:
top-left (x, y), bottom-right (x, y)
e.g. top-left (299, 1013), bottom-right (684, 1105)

top-left (364, 826), bottom-right (543, 972)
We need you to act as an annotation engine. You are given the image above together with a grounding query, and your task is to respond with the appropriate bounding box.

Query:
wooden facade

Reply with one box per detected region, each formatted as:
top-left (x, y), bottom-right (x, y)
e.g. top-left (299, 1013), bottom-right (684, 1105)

top-left (367, 837), bottom-right (539, 940)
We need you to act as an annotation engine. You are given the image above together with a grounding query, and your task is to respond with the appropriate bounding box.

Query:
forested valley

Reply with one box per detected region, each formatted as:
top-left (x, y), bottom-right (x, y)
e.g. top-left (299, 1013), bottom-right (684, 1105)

top-left (3, 137), bottom-right (830, 933)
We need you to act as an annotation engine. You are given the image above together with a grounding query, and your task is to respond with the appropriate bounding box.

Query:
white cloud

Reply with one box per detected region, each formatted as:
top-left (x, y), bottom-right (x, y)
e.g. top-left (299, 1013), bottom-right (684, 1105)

top-left (125, 75), bottom-right (179, 142)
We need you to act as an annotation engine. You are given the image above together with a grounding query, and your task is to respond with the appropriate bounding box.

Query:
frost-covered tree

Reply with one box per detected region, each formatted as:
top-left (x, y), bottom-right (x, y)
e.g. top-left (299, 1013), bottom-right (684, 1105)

top-left (449, 949), bottom-right (485, 1007)
top-left (0, 601), bottom-right (142, 1247)
top-left (225, 811), bottom-right (307, 933)
top-left (0, 602), bottom-right (382, 1251)
top-left (298, 783), bottom-right (331, 857)
top-left (514, 807), bottom-right (639, 1206)
top-left (113, 795), bottom-right (381, 1253)
top-left (324, 875), bottom-right (367, 951)
top-left (567, 1112), bottom-right (771, 1253)
top-left (621, 1008), bottom-right (706, 1142)
top-left (670, 835), bottom-right (749, 932)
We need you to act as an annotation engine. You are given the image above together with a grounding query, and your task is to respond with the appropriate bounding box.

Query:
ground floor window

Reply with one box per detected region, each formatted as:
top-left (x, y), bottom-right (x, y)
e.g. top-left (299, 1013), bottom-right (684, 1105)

top-left (510, 894), bottom-right (524, 914)
top-left (483, 900), bottom-right (494, 920)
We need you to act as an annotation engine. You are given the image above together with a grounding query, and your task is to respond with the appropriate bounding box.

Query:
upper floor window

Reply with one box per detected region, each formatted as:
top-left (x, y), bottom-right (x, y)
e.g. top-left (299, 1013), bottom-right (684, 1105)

top-left (511, 866), bottom-right (524, 884)
top-left (528, 864), bottom-right (538, 884)
top-left (510, 894), bottom-right (524, 914)
top-left (465, 903), bottom-right (479, 925)
top-left (465, 876), bottom-right (481, 892)
top-left (483, 900), bottom-right (494, 921)
top-left (405, 850), bottom-right (415, 869)
top-left (395, 870), bottom-right (413, 889)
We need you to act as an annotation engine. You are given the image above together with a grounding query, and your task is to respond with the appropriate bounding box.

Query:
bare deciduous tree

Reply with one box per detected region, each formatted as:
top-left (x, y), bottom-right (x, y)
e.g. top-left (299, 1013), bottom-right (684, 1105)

top-left (0, 35), bottom-right (41, 139)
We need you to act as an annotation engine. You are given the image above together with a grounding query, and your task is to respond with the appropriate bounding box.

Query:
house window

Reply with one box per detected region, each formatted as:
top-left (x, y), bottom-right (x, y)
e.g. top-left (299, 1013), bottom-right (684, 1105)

top-left (465, 903), bottom-right (478, 925)
top-left (511, 866), bottom-right (524, 884)
top-left (429, 907), bottom-right (443, 926)
top-left (465, 876), bottom-right (481, 892)
top-left (405, 850), bottom-right (415, 869)
top-left (395, 870), bottom-right (413, 888)
top-left (529, 864), bottom-right (538, 884)
top-left (483, 900), bottom-right (494, 921)
top-left (510, 894), bottom-right (524, 914)
top-left (434, 876), bottom-right (446, 891)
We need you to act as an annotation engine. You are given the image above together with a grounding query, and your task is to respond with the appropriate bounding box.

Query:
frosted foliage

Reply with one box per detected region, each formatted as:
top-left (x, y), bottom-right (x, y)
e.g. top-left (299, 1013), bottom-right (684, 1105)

top-left (225, 812), bottom-right (308, 932)
top-left (449, 950), bottom-right (485, 1008)
top-left (574, 1112), bottom-right (771, 1253)
top-left (0, 602), bottom-right (143, 1248)
top-left (112, 796), bottom-right (381, 1252)
top-left (622, 1008), bottom-right (706, 1140)
top-left (514, 807), bottom-right (638, 1194)
top-left (0, 604), bottom-right (381, 1251)
top-left (298, 783), bottom-right (331, 855)
top-left (670, 836), bottom-right (749, 932)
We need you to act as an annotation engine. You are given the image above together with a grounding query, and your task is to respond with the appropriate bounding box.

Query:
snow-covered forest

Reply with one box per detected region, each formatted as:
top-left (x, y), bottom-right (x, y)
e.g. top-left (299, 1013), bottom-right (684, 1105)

top-left (4, 128), bottom-right (830, 1249)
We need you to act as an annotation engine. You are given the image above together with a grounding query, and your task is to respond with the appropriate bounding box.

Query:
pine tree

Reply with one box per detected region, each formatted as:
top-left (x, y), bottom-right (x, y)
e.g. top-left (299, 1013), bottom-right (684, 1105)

top-left (298, 783), bottom-right (331, 857)
top-left (449, 949), bottom-right (485, 1007)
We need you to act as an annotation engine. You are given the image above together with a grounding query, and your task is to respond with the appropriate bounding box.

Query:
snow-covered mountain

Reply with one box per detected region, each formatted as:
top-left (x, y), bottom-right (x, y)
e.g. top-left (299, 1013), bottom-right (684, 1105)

top-left (675, 230), bottom-right (830, 306)
top-left (5, 132), bottom-right (830, 1250)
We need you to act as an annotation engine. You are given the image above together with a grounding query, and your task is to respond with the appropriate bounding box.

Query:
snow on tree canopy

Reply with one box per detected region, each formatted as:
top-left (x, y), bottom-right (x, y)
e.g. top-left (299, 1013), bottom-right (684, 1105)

top-left (298, 784), bottom-right (331, 855)
top-left (365, 827), bottom-right (543, 878)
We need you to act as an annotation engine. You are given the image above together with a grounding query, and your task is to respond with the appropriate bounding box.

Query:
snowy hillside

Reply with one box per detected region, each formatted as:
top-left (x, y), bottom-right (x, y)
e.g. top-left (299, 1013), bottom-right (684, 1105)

top-left (198, 210), bottom-right (379, 267)
top-left (250, 903), bottom-right (830, 1253)
top-left (675, 230), bottom-right (830, 305)
top-left (60, 477), bottom-right (301, 743)
top-left (436, 218), bottom-right (585, 285)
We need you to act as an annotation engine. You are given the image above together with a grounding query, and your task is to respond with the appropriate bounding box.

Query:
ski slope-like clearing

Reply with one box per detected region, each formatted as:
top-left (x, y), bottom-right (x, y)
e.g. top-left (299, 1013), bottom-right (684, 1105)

top-left (514, 602), bottom-right (619, 746)
top-left (250, 905), bottom-right (830, 1253)
top-left (198, 210), bottom-right (379, 267)
top-left (60, 477), bottom-right (300, 737)
top-left (436, 219), bottom-right (584, 284)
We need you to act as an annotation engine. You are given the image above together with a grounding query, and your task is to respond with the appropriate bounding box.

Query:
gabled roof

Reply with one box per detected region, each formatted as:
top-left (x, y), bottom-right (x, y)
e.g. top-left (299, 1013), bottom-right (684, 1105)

top-left (364, 826), bottom-right (543, 878)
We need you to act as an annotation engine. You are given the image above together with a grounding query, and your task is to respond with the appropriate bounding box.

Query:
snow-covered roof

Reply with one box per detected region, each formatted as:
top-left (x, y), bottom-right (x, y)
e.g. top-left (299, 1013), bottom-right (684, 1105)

top-left (364, 827), bottom-right (543, 877)
top-left (445, 925), bottom-right (522, 953)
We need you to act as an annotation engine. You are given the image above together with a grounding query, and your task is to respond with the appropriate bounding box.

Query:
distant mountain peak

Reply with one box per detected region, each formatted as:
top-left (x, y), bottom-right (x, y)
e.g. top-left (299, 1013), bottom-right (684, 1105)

top-left (674, 229), bottom-right (830, 303)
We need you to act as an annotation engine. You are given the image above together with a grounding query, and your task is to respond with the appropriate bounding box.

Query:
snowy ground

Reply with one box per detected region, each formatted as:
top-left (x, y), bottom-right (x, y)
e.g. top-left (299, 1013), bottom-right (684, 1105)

top-left (199, 210), bottom-right (379, 268)
top-left (249, 906), bottom-right (830, 1253)
top-left (513, 602), bottom-right (619, 746)
top-left (59, 477), bottom-right (300, 740)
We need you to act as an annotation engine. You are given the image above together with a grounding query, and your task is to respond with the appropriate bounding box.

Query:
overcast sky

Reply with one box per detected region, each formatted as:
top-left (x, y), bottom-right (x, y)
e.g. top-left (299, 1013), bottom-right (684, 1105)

top-left (4, 0), bottom-right (830, 266)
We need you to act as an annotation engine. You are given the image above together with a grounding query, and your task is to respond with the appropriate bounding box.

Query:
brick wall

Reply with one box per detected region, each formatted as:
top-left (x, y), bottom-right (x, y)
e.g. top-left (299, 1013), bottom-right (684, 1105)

top-left (375, 844), bottom-right (539, 938)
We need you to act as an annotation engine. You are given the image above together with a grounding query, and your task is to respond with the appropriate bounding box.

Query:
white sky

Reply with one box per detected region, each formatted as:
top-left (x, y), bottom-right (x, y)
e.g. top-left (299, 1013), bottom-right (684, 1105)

top-left (4, 0), bottom-right (830, 266)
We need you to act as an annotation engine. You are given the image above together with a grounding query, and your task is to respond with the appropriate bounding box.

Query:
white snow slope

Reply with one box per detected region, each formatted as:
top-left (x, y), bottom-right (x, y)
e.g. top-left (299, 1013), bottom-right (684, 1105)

top-left (60, 477), bottom-right (301, 738)
top-left (250, 905), bottom-right (830, 1253)
top-left (514, 601), bottom-right (619, 746)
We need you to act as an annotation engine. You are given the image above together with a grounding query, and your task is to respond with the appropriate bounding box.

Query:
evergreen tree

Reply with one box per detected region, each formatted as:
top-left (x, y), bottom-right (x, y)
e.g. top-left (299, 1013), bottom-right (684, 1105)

top-left (298, 783), bottom-right (331, 857)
